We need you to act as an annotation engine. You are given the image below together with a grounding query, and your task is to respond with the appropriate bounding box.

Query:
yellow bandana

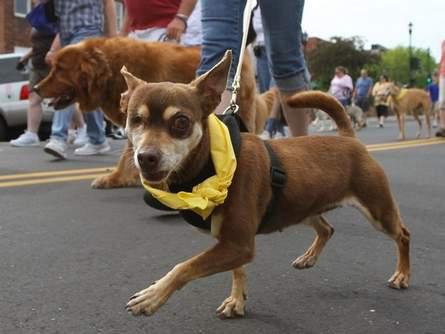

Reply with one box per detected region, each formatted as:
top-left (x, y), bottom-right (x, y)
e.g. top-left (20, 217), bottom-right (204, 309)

top-left (395, 88), bottom-right (408, 101)
top-left (141, 114), bottom-right (237, 220)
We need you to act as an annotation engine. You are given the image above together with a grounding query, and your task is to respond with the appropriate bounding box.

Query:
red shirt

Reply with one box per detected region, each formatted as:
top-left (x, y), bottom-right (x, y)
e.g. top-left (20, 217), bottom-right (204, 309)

top-left (124, 0), bottom-right (181, 31)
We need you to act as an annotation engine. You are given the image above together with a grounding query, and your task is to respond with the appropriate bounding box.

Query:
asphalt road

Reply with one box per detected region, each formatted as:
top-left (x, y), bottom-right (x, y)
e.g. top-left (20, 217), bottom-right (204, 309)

top-left (0, 119), bottom-right (444, 334)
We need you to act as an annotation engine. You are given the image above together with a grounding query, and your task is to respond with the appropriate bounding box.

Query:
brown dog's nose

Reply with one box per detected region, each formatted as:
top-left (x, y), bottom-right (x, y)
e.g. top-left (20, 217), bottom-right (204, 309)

top-left (137, 149), bottom-right (161, 170)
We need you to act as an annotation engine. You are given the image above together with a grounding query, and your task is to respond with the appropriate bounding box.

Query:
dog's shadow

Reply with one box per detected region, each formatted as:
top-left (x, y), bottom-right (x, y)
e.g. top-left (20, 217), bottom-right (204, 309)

top-left (148, 213), bottom-right (183, 226)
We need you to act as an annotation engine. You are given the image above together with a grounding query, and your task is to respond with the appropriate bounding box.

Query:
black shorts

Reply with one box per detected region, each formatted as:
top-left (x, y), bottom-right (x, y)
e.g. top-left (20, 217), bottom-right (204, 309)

top-left (376, 105), bottom-right (388, 118)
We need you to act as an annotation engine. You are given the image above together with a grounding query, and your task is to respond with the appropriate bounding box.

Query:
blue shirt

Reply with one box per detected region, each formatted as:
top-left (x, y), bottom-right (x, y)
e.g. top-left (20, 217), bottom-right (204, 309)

top-left (427, 83), bottom-right (439, 103)
top-left (355, 76), bottom-right (373, 98)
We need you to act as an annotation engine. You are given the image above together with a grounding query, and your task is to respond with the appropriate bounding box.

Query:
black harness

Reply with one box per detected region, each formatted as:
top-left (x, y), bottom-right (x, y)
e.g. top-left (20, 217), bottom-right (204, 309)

top-left (143, 113), bottom-right (286, 233)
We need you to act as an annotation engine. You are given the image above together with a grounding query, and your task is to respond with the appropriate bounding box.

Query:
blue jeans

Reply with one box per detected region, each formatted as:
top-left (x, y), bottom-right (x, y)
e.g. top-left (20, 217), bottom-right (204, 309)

top-left (198, 0), bottom-right (308, 92)
top-left (255, 46), bottom-right (272, 93)
top-left (50, 26), bottom-right (106, 145)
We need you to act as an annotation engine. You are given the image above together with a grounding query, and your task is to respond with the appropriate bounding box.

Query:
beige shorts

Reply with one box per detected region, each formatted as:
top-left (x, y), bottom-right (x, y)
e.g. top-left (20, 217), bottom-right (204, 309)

top-left (29, 67), bottom-right (50, 90)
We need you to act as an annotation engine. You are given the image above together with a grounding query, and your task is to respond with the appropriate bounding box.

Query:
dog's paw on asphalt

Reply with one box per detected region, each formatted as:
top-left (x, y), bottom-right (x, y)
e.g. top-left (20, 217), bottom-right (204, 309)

top-left (292, 253), bottom-right (317, 269)
top-left (91, 174), bottom-right (139, 189)
top-left (216, 295), bottom-right (246, 319)
top-left (388, 271), bottom-right (409, 289)
top-left (125, 283), bottom-right (167, 316)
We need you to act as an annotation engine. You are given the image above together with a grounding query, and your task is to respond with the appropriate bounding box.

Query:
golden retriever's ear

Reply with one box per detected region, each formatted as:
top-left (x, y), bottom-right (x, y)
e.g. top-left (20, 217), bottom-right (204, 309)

top-left (120, 66), bottom-right (146, 114)
top-left (78, 47), bottom-right (111, 111)
top-left (190, 50), bottom-right (232, 114)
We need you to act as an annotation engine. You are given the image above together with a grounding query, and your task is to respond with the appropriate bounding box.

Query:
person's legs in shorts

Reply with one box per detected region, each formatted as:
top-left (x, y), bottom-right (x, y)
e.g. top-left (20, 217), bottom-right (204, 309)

top-left (376, 105), bottom-right (387, 127)
top-left (437, 76), bottom-right (445, 136)
top-left (10, 67), bottom-right (48, 146)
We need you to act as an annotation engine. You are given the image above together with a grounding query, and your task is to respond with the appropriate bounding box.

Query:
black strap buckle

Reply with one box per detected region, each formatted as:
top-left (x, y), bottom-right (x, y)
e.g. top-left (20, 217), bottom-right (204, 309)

top-left (270, 166), bottom-right (286, 188)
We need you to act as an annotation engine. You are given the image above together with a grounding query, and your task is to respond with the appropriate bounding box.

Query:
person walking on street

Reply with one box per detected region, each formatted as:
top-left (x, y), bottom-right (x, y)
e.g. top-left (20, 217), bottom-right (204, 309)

top-left (10, 0), bottom-right (56, 147)
top-left (353, 69), bottom-right (373, 126)
top-left (329, 66), bottom-right (353, 107)
top-left (372, 74), bottom-right (391, 128)
top-left (427, 72), bottom-right (440, 128)
top-left (436, 40), bottom-right (445, 137)
top-left (43, 0), bottom-right (117, 159)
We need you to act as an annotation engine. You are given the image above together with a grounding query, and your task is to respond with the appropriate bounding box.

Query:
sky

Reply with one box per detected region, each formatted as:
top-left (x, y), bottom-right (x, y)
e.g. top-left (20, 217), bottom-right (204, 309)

top-left (303, 0), bottom-right (444, 62)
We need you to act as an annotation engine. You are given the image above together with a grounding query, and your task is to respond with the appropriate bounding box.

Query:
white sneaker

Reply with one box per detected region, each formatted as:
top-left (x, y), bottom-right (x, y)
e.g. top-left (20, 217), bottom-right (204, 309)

top-left (67, 129), bottom-right (76, 145)
top-left (273, 132), bottom-right (285, 139)
top-left (328, 124), bottom-right (337, 131)
top-left (74, 141), bottom-right (111, 156)
top-left (259, 130), bottom-right (271, 140)
top-left (44, 138), bottom-right (68, 159)
top-left (10, 131), bottom-right (40, 147)
top-left (73, 126), bottom-right (88, 147)
top-left (283, 126), bottom-right (290, 137)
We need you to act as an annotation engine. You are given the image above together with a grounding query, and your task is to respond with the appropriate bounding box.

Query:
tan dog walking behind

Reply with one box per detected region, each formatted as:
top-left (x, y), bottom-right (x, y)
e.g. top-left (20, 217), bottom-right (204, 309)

top-left (388, 84), bottom-right (432, 140)
top-left (122, 51), bottom-right (410, 319)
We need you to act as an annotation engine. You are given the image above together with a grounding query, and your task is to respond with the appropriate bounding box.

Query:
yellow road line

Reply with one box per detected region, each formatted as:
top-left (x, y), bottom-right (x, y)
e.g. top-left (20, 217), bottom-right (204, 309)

top-left (368, 140), bottom-right (445, 152)
top-left (366, 137), bottom-right (442, 149)
top-left (0, 138), bottom-right (443, 188)
top-left (0, 173), bottom-right (108, 188)
top-left (0, 167), bottom-right (113, 181)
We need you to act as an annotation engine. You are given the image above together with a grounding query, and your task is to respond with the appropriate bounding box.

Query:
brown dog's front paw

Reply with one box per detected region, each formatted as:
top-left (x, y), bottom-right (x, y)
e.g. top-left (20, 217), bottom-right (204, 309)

top-left (91, 173), bottom-right (139, 189)
top-left (216, 295), bottom-right (246, 319)
top-left (292, 254), bottom-right (317, 269)
top-left (126, 283), bottom-right (168, 316)
top-left (388, 271), bottom-right (409, 289)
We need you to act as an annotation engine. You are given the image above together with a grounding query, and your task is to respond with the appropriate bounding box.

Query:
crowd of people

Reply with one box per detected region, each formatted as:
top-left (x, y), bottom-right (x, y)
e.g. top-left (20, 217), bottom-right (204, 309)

top-left (8, 0), bottom-right (445, 156)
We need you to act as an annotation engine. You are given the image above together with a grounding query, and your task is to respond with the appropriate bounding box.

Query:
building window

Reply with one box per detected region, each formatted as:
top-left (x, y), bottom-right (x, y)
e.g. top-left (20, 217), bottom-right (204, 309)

top-left (15, 0), bottom-right (32, 18)
top-left (115, 1), bottom-right (124, 32)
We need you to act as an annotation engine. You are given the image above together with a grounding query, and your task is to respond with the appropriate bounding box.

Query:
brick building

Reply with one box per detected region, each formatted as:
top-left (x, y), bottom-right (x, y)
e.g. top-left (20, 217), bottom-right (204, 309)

top-left (0, 0), bottom-right (32, 53)
top-left (0, 0), bottom-right (124, 54)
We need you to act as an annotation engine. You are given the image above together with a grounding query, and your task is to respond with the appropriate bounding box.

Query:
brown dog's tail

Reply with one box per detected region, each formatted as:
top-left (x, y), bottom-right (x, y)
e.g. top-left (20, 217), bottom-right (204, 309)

top-left (287, 91), bottom-right (355, 137)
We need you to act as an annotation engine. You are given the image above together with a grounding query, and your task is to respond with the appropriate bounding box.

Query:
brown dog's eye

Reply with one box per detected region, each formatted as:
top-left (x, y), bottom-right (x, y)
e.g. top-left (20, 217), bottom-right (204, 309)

top-left (170, 115), bottom-right (191, 137)
top-left (131, 114), bottom-right (143, 125)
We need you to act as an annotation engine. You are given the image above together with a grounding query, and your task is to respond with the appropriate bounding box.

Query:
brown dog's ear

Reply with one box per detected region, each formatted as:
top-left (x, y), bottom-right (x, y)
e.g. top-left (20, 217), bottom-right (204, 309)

top-left (120, 66), bottom-right (146, 114)
top-left (190, 50), bottom-right (232, 114)
top-left (78, 47), bottom-right (112, 111)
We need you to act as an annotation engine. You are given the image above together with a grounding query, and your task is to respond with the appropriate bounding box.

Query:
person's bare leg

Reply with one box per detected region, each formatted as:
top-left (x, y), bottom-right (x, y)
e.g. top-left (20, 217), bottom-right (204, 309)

top-left (27, 91), bottom-right (44, 133)
top-left (214, 90), bottom-right (233, 115)
top-left (279, 89), bottom-right (310, 137)
top-left (440, 107), bottom-right (445, 129)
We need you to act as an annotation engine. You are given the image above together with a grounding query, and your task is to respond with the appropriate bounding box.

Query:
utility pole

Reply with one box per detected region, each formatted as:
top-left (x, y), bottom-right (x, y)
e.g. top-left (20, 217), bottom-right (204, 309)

top-left (408, 22), bottom-right (414, 87)
top-left (427, 48), bottom-right (431, 80)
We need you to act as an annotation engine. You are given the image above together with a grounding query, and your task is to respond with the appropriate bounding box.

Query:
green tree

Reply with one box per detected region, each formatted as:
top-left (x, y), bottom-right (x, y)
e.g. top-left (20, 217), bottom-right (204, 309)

top-left (376, 47), bottom-right (436, 87)
top-left (306, 36), bottom-right (380, 90)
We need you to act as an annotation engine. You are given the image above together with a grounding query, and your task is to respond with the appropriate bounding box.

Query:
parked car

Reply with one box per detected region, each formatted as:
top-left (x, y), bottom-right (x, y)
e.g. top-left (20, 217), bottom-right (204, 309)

top-left (0, 53), bottom-right (53, 141)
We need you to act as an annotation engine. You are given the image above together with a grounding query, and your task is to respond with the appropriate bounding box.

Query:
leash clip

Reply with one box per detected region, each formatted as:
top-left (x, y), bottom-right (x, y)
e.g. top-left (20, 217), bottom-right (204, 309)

top-left (223, 103), bottom-right (239, 115)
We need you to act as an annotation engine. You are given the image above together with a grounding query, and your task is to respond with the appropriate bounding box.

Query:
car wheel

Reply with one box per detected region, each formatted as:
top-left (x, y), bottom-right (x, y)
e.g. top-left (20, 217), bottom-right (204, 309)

top-left (0, 117), bottom-right (8, 141)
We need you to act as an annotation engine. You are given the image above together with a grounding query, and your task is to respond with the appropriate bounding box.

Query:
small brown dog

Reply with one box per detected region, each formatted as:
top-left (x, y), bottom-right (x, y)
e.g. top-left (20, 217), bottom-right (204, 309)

top-left (35, 37), bottom-right (274, 189)
top-left (122, 51), bottom-right (410, 319)
top-left (387, 84), bottom-right (432, 140)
